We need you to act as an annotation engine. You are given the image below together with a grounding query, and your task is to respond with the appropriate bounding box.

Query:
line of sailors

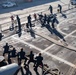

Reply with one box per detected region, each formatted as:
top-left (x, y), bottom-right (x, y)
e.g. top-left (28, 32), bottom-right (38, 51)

top-left (2, 43), bottom-right (43, 74)
top-left (10, 4), bottom-right (62, 31)
top-left (0, 4), bottom-right (62, 41)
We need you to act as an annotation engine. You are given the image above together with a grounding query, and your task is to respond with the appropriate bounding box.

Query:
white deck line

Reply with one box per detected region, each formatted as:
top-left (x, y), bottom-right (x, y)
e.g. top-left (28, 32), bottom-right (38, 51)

top-left (43, 29), bottom-right (76, 52)
top-left (57, 17), bottom-right (76, 38)
top-left (12, 35), bottom-right (76, 69)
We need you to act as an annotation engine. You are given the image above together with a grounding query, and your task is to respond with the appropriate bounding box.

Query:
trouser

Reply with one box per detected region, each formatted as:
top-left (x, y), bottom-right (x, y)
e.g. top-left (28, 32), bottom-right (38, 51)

top-left (52, 23), bottom-right (55, 28)
top-left (34, 63), bottom-right (43, 75)
top-left (36, 63), bottom-right (43, 69)
top-left (18, 57), bottom-right (27, 65)
top-left (27, 60), bottom-right (35, 65)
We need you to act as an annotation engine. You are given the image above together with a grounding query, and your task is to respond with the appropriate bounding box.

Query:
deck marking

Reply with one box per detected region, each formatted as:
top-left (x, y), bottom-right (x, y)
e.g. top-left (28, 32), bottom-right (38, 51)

top-left (12, 36), bottom-right (76, 69)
